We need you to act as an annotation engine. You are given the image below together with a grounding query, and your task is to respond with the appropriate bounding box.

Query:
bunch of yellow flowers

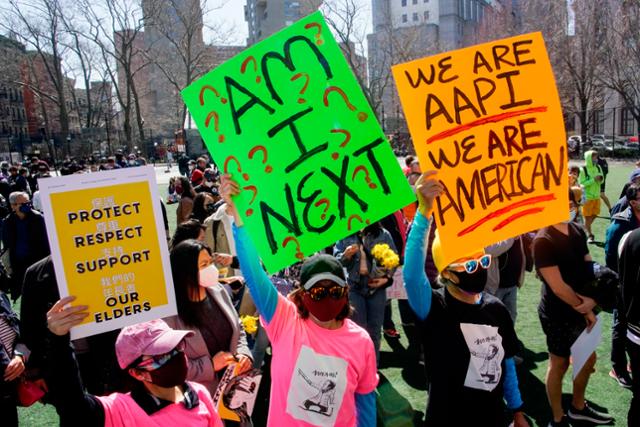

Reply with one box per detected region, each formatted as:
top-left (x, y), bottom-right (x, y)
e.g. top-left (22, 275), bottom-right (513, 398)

top-left (240, 315), bottom-right (259, 335)
top-left (371, 243), bottom-right (400, 270)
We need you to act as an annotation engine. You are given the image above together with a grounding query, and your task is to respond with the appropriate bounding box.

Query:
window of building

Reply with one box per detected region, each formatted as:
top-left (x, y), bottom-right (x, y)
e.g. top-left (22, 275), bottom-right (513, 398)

top-left (621, 108), bottom-right (635, 135)
top-left (424, 0), bottom-right (429, 2)
top-left (402, 14), bottom-right (407, 23)
top-left (424, 10), bottom-right (429, 20)
top-left (592, 109), bottom-right (605, 134)
top-left (412, 0), bottom-right (417, 4)
top-left (413, 12), bottom-right (418, 21)
top-left (401, 0), bottom-right (407, 6)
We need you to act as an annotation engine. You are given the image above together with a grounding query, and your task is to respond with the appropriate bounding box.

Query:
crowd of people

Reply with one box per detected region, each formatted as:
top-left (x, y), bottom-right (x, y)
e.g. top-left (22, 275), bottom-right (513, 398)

top-left (0, 149), bottom-right (639, 426)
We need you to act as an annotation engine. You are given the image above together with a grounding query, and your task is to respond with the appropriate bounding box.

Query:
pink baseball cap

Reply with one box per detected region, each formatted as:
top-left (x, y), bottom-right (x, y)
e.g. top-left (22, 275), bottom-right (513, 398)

top-left (115, 319), bottom-right (193, 369)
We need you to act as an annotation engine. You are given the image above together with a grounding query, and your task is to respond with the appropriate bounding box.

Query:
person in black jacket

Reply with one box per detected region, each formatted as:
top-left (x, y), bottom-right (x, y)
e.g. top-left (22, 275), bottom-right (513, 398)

top-left (2, 191), bottom-right (49, 301)
top-left (619, 228), bottom-right (640, 426)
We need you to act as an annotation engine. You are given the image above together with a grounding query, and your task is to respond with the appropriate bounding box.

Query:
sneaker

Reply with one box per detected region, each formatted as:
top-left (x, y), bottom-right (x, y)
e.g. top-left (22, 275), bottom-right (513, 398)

top-left (587, 235), bottom-right (596, 244)
top-left (567, 402), bottom-right (613, 424)
top-left (383, 328), bottom-right (401, 339)
top-left (609, 369), bottom-right (632, 389)
top-left (547, 416), bottom-right (570, 427)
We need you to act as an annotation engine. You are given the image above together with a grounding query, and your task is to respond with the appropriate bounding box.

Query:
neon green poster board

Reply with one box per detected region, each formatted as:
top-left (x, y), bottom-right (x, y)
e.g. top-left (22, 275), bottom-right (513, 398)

top-left (182, 11), bottom-right (414, 273)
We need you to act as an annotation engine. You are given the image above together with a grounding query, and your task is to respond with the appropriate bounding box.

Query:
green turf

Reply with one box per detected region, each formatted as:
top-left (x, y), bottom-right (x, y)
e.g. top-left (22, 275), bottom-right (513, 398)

top-left (16, 162), bottom-right (637, 426)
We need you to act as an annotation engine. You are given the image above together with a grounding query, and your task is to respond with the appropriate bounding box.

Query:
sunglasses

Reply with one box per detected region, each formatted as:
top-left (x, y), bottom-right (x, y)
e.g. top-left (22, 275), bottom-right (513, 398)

top-left (447, 254), bottom-right (492, 274)
top-left (135, 343), bottom-right (184, 371)
top-left (307, 284), bottom-right (347, 301)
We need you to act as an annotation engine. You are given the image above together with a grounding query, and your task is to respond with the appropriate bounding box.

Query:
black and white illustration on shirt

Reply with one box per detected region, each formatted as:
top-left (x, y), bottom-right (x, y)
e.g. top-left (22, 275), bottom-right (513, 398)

top-left (298, 369), bottom-right (337, 416)
top-left (460, 323), bottom-right (505, 392)
top-left (286, 345), bottom-right (348, 426)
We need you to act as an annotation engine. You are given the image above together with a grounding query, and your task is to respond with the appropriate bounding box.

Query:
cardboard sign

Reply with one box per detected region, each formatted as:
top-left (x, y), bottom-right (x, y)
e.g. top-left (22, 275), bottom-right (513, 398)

top-left (39, 166), bottom-right (177, 339)
top-left (392, 32), bottom-right (568, 267)
top-left (212, 365), bottom-right (262, 422)
top-left (182, 11), bottom-right (414, 273)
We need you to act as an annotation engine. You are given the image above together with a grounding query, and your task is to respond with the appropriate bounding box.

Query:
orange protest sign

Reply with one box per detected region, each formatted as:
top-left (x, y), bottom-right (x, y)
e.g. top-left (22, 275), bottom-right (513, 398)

top-left (392, 32), bottom-right (568, 267)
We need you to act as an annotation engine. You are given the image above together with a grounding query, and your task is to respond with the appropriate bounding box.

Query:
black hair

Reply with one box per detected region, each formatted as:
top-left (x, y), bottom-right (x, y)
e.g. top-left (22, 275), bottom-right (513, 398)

top-left (170, 239), bottom-right (212, 327)
top-left (190, 193), bottom-right (212, 223)
top-left (177, 176), bottom-right (195, 199)
top-left (171, 219), bottom-right (205, 249)
top-left (626, 183), bottom-right (640, 203)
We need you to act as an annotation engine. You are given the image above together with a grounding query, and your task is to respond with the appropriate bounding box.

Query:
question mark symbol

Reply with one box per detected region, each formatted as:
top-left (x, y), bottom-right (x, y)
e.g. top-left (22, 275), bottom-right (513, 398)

top-left (205, 111), bottom-right (225, 143)
top-left (352, 165), bottom-right (377, 189)
top-left (243, 185), bottom-right (258, 217)
top-left (199, 85), bottom-right (227, 105)
top-left (314, 198), bottom-right (330, 220)
top-left (282, 236), bottom-right (304, 260)
top-left (241, 56), bottom-right (262, 83)
top-left (248, 145), bottom-right (272, 173)
top-left (329, 129), bottom-right (351, 160)
top-left (304, 22), bottom-right (323, 45)
top-left (290, 72), bottom-right (310, 104)
top-left (323, 86), bottom-right (368, 122)
top-left (224, 155), bottom-right (249, 181)
top-left (347, 214), bottom-right (370, 231)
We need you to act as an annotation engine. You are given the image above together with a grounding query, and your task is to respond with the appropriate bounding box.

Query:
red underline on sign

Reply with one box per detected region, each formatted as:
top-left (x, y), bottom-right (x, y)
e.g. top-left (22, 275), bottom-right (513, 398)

top-left (492, 207), bottom-right (545, 232)
top-left (426, 106), bottom-right (548, 145)
top-left (457, 193), bottom-right (556, 237)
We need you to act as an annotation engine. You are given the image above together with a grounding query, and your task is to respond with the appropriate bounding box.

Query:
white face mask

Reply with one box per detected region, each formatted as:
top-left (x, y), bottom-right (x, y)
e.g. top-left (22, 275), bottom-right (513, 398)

top-left (204, 180), bottom-right (214, 187)
top-left (199, 264), bottom-right (219, 287)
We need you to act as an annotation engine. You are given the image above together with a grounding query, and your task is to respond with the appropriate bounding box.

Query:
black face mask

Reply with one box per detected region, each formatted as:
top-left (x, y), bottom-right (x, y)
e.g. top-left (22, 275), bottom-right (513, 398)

top-left (452, 267), bottom-right (488, 294)
top-left (148, 352), bottom-right (188, 388)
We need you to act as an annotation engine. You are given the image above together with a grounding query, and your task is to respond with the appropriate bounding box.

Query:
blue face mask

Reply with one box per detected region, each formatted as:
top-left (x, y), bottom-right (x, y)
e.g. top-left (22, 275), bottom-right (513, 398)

top-left (19, 203), bottom-right (31, 214)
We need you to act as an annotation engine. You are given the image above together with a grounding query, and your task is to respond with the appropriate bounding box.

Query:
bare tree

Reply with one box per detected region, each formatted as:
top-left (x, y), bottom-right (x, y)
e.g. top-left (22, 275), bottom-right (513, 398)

top-left (81, 0), bottom-right (154, 149)
top-left (600, 0), bottom-right (640, 143)
top-left (144, 0), bottom-right (231, 132)
top-left (1, 0), bottom-right (72, 151)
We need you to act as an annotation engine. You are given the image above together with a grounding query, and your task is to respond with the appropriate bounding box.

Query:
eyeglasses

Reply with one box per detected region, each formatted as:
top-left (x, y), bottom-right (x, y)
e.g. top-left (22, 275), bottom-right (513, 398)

top-left (307, 284), bottom-right (347, 301)
top-left (447, 254), bottom-right (492, 274)
top-left (135, 343), bottom-right (184, 371)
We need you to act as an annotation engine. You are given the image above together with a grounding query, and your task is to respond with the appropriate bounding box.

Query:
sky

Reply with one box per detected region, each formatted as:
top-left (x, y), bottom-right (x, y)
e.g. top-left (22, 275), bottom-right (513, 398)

top-left (209, 0), bottom-right (372, 46)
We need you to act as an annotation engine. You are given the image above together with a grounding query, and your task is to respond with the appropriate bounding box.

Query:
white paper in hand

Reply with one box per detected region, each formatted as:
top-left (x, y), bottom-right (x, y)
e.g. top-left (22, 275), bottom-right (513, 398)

top-left (570, 315), bottom-right (602, 380)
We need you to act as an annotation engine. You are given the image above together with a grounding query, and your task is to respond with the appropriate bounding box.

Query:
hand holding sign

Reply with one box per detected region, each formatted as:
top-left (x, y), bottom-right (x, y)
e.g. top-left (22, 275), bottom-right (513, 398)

top-left (415, 171), bottom-right (444, 218)
top-left (47, 296), bottom-right (90, 336)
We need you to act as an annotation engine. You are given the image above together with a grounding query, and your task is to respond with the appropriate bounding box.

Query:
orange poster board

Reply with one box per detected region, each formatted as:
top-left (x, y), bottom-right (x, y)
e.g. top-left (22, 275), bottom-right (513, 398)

top-left (392, 32), bottom-right (568, 267)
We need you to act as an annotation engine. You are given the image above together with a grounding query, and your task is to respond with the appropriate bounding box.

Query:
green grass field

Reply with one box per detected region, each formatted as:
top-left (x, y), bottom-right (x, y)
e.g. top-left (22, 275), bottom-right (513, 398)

top-left (16, 161), bottom-right (637, 426)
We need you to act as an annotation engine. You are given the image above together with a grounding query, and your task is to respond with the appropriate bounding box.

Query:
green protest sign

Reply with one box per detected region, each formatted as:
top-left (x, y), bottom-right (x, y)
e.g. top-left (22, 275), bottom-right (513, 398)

top-left (182, 11), bottom-right (414, 273)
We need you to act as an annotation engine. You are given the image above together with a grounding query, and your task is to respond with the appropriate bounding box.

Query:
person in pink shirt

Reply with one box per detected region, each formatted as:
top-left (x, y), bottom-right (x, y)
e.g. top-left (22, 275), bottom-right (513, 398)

top-left (45, 298), bottom-right (223, 427)
top-left (220, 175), bottom-right (379, 427)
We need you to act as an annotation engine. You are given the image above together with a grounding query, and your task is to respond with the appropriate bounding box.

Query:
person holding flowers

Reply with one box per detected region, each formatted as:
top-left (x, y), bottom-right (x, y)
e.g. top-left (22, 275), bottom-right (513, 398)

top-left (335, 221), bottom-right (399, 366)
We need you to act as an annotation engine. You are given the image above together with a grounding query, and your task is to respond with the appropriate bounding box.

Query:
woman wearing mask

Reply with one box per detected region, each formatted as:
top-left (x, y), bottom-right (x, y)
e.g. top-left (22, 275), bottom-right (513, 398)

top-left (176, 176), bottom-right (197, 225)
top-left (334, 222), bottom-right (397, 365)
top-left (44, 306), bottom-right (223, 426)
top-left (220, 175), bottom-right (378, 427)
top-left (190, 193), bottom-right (217, 224)
top-left (164, 239), bottom-right (253, 399)
top-left (403, 171), bottom-right (529, 427)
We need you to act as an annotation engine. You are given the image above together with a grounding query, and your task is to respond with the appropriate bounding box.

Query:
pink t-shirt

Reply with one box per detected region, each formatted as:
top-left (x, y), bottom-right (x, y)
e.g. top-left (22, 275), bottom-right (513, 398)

top-left (263, 294), bottom-right (378, 427)
top-left (98, 381), bottom-right (223, 427)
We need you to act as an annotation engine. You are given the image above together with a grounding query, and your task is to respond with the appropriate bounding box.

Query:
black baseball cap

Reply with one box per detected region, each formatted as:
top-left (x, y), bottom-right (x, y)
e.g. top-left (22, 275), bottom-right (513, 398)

top-left (300, 254), bottom-right (347, 290)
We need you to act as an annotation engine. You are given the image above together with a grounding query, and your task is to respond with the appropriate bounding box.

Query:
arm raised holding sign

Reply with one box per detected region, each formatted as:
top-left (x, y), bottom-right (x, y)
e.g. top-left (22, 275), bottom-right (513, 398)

top-left (404, 171), bottom-right (529, 427)
top-left (221, 174), bottom-right (379, 427)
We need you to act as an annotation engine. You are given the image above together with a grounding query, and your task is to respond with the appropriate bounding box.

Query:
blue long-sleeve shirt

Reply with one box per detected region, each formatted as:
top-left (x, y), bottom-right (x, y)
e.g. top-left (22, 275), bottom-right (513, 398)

top-left (402, 211), bottom-right (523, 412)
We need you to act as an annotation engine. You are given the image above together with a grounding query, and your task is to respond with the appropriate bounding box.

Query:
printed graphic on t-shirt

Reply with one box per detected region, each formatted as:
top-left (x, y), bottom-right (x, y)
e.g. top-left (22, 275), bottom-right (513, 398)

top-left (286, 345), bottom-right (348, 426)
top-left (460, 323), bottom-right (505, 392)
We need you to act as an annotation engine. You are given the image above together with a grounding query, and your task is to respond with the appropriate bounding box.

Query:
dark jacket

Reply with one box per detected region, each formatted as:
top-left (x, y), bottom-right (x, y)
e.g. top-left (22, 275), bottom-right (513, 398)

top-left (2, 209), bottom-right (50, 272)
top-left (619, 228), bottom-right (640, 341)
top-left (605, 207), bottom-right (639, 272)
top-left (1, 290), bottom-right (29, 397)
